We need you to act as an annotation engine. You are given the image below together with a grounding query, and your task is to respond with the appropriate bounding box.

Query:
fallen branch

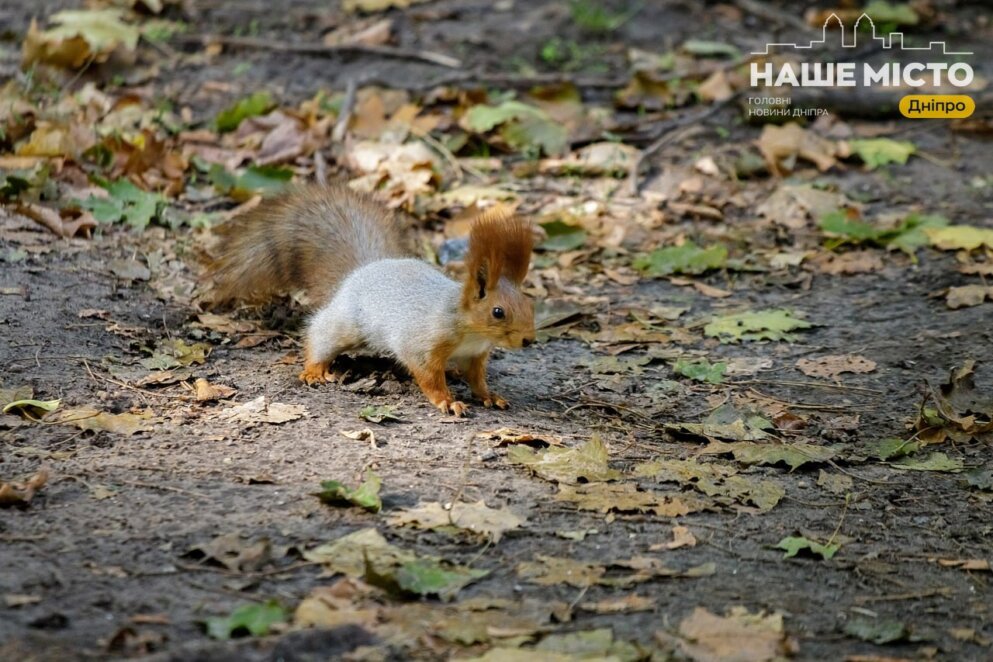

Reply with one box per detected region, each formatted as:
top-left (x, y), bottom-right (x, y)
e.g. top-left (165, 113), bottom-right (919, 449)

top-left (180, 34), bottom-right (462, 69)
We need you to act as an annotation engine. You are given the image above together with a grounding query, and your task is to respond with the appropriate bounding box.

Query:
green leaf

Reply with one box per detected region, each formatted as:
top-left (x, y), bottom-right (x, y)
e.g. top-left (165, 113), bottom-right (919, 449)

top-left (2, 398), bottom-right (60, 418)
top-left (886, 213), bottom-right (948, 255)
top-left (463, 101), bottom-right (544, 133)
top-left (316, 470), bottom-right (382, 512)
top-left (844, 615), bottom-right (908, 644)
top-left (44, 9), bottom-right (141, 53)
top-left (216, 91), bottom-right (275, 133)
top-left (501, 114), bottom-right (568, 156)
top-left (205, 600), bottom-right (287, 640)
top-left (539, 220), bottom-right (587, 251)
top-left (76, 179), bottom-right (166, 230)
top-left (962, 466), bottom-right (993, 492)
top-left (394, 558), bottom-right (489, 599)
top-left (819, 211), bottom-right (880, 242)
top-left (777, 535), bottom-right (840, 560)
top-left (868, 437), bottom-right (920, 461)
top-left (682, 39), bottom-right (741, 58)
top-left (358, 404), bottom-right (402, 424)
top-left (848, 138), bottom-right (916, 169)
top-left (732, 443), bottom-right (837, 471)
top-left (890, 452), bottom-right (964, 472)
top-left (633, 242), bottom-right (727, 277)
top-left (673, 358), bottom-right (726, 384)
top-left (208, 164), bottom-right (293, 199)
top-left (864, 1), bottom-right (919, 26)
top-left (704, 308), bottom-right (812, 343)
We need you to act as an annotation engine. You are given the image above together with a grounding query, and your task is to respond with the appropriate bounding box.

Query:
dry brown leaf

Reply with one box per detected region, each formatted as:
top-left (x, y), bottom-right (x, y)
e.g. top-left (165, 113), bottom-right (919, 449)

top-left (810, 250), bottom-right (883, 275)
top-left (756, 184), bottom-right (851, 230)
top-left (935, 558), bottom-right (991, 571)
top-left (323, 17), bottom-right (393, 47)
top-left (697, 69), bottom-right (736, 102)
top-left (796, 355), bottom-right (877, 380)
top-left (651, 525), bottom-right (697, 551)
top-left (692, 281), bottom-right (732, 298)
top-left (51, 408), bottom-right (153, 435)
top-left (14, 203), bottom-right (96, 238)
top-left (194, 378), bottom-right (237, 402)
top-left (387, 500), bottom-right (525, 542)
top-left (477, 427), bottom-right (563, 447)
top-left (0, 469), bottom-right (49, 507)
top-left (946, 285), bottom-right (993, 309)
top-left (579, 594), bottom-right (655, 614)
top-left (671, 606), bottom-right (794, 662)
top-left (757, 123), bottom-right (839, 175)
top-left (217, 396), bottom-right (307, 426)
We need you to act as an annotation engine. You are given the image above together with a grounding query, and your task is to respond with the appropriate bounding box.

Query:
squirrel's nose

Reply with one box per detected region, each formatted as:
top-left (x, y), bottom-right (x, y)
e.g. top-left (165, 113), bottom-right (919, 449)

top-left (522, 338), bottom-right (532, 348)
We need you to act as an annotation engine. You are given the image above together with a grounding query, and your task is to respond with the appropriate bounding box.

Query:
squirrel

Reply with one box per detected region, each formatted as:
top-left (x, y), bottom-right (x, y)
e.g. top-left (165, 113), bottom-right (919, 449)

top-left (206, 183), bottom-right (536, 416)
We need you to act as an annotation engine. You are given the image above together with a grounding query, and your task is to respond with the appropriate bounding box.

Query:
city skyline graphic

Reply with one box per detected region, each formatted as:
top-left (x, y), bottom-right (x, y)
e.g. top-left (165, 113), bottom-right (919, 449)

top-left (751, 13), bottom-right (973, 57)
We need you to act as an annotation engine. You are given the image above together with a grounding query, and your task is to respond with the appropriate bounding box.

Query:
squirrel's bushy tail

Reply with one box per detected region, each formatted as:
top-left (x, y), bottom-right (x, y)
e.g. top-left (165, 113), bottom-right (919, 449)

top-left (205, 183), bottom-right (407, 308)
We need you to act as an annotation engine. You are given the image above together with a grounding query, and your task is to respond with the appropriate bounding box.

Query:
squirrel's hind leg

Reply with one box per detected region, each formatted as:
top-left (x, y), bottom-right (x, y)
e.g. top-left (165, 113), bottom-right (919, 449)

top-left (299, 305), bottom-right (362, 385)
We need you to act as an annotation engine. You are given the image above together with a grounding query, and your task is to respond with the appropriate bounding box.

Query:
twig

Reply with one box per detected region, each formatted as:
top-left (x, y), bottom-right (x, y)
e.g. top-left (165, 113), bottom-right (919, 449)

top-left (733, 0), bottom-right (813, 33)
top-left (747, 388), bottom-right (870, 412)
top-left (731, 379), bottom-right (883, 395)
top-left (627, 95), bottom-right (739, 194)
top-left (181, 34), bottom-right (462, 69)
top-left (854, 588), bottom-right (953, 604)
top-left (331, 78), bottom-right (357, 144)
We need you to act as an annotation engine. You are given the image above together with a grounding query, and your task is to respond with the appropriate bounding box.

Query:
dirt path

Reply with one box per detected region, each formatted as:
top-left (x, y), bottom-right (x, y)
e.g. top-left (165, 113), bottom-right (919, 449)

top-left (2, 1), bottom-right (992, 660)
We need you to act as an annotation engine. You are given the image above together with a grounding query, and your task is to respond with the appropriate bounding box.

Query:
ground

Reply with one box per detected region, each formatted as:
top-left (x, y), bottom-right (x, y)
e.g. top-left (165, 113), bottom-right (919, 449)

top-left (1, 1), bottom-right (992, 661)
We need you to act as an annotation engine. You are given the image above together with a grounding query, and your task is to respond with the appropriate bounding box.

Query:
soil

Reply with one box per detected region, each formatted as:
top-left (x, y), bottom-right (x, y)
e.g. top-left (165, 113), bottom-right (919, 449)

top-left (2, 1), bottom-right (992, 661)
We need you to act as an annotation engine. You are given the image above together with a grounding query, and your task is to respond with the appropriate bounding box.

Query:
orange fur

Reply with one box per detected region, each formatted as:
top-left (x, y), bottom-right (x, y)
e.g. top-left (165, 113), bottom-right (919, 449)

top-left (205, 183), bottom-right (407, 308)
top-left (461, 209), bottom-right (534, 306)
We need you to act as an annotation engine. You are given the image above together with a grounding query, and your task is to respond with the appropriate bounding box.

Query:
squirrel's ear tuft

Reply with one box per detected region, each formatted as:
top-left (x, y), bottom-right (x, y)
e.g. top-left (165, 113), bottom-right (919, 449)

top-left (464, 207), bottom-right (534, 289)
top-left (475, 266), bottom-right (488, 300)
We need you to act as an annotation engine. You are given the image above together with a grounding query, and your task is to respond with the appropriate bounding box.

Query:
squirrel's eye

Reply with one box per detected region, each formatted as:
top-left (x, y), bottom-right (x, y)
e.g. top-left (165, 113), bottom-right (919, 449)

top-left (492, 306), bottom-right (505, 320)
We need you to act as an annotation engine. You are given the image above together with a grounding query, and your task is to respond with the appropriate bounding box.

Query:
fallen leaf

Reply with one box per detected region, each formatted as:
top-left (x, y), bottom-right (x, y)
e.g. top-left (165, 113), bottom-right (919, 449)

top-left (817, 470), bottom-right (853, 495)
top-left (633, 242), bottom-right (728, 277)
top-left (186, 532), bottom-right (271, 572)
top-left (477, 427), bottom-right (563, 447)
top-left (205, 600), bottom-right (287, 640)
top-left (358, 404), bottom-right (402, 423)
top-left (23, 9), bottom-right (140, 69)
top-left (387, 500), bottom-right (524, 542)
top-left (674, 358), bottom-right (727, 384)
top-left (194, 378), bottom-right (237, 402)
top-left (926, 225), bottom-right (993, 252)
top-left (652, 525), bottom-right (698, 551)
top-left (508, 435), bottom-right (622, 484)
top-left (796, 355), bottom-right (876, 379)
top-left (889, 452), bottom-right (964, 472)
top-left (516, 555), bottom-right (605, 588)
top-left (946, 285), bottom-right (993, 309)
top-left (673, 606), bottom-right (793, 662)
top-left (556, 482), bottom-right (706, 517)
top-left (844, 616), bottom-right (908, 645)
top-left (579, 595), bottom-right (655, 614)
top-left (218, 397), bottom-right (307, 426)
top-left (0, 469), bottom-right (49, 507)
top-left (50, 408), bottom-right (153, 435)
top-left (705, 309), bottom-right (812, 343)
top-left (778, 535), bottom-right (840, 560)
top-left (316, 470), bottom-right (383, 513)
top-left (757, 122), bottom-right (839, 175)
top-left (847, 138), bottom-right (916, 169)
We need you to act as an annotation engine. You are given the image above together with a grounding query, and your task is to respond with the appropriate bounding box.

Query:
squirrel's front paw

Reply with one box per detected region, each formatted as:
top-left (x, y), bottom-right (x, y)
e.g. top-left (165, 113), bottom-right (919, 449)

top-left (483, 394), bottom-right (509, 409)
top-left (299, 362), bottom-right (332, 385)
top-left (437, 400), bottom-right (469, 417)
